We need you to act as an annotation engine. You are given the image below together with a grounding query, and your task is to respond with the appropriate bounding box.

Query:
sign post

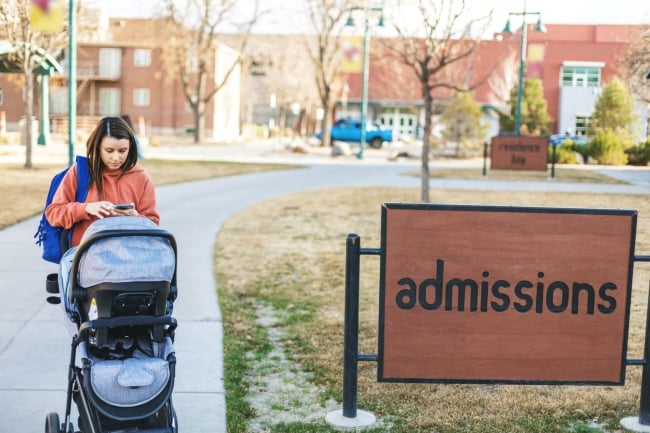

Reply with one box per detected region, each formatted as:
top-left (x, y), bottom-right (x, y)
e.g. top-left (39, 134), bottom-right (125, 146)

top-left (331, 203), bottom-right (650, 432)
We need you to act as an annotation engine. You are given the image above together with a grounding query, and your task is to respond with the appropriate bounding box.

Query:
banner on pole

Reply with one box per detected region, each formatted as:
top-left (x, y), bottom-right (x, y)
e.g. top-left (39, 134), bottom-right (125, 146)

top-left (30, 0), bottom-right (64, 33)
top-left (341, 36), bottom-right (363, 74)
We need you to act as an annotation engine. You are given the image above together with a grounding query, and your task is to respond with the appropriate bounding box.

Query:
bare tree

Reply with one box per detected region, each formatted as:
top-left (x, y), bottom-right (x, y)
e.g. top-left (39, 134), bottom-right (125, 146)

top-left (162, 0), bottom-right (260, 143)
top-left (485, 47), bottom-right (519, 108)
top-left (389, 0), bottom-right (494, 202)
top-left (0, 0), bottom-right (69, 169)
top-left (620, 25), bottom-right (650, 105)
top-left (304, 0), bottom-right (351, 147)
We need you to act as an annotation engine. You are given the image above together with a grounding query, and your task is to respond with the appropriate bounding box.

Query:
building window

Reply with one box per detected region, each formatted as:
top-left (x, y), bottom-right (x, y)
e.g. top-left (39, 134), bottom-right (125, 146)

top-left (134, 49), bottom-right (151, 67)
top-left (575, 115), bottom-right (591, 136)
top-left (99, 88), bottom-right (121, 115)
top-left (0, 87), bottom-right (3, 106)
top-left (561, 66), bottom-right (601, 88)
top-left (133, 88), bottom-right (150, 107)
top-left (99, 48), bottom-right (122, 78)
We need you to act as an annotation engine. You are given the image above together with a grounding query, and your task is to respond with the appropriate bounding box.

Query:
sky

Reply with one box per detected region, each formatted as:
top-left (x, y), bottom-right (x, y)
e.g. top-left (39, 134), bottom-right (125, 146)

top-left (93, 0), bottom-right (650, 36)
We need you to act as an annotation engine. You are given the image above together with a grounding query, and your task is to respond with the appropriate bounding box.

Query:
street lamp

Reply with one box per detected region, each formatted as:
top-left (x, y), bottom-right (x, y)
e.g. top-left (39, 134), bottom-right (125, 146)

top-left (68, 0), bottom-right (77, 167)
top-left (503, 0), bottom-right (546, 136)
top-left (346, 4), bottom-right (384, 159)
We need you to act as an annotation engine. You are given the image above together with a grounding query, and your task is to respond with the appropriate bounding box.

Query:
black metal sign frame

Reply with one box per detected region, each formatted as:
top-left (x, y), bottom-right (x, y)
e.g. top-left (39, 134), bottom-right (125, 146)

top-left (339, 203), bottom-right (650, 426)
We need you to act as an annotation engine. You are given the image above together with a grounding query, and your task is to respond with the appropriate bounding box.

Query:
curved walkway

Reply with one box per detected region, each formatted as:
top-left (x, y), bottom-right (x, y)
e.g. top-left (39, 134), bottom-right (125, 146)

top-left (0, 144), bottom-right (648, 433)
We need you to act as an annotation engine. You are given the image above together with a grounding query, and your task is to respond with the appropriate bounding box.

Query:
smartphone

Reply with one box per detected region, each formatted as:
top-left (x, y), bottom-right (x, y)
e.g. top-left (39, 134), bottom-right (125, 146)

top-left (113, 203), bottom-right (135, 210)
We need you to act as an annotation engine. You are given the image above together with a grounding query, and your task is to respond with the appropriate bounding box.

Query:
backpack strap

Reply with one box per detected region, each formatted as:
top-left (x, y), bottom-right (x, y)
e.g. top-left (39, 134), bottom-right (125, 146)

top-left (75, 155), bottom-right (90, 202)
top-left (63, 155), bottom-right (91, 250)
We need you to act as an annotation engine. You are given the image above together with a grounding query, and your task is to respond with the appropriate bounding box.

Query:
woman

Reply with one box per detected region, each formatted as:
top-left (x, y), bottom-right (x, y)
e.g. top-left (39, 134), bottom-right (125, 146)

top-left (46, 116), bottom-right (159, 243)
top-left (46, 116), bottom-right (159, 331)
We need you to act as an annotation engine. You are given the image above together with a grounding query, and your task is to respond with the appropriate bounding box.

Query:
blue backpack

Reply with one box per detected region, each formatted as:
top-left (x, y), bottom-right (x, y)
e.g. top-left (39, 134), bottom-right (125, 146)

top-left (34, 156), bottom-right (91, 263)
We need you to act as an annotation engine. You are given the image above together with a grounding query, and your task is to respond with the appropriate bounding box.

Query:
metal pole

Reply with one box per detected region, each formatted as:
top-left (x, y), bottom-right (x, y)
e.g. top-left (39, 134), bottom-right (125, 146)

top-left (37, 70), bottom-right (49, 145)
top-left (638, 278), bottom-right (650, 424)
top-left (357, 15), bottom-right (370, 159)
top-left (550, 142), bottom-right (557, 179)
top-left (342, 233), bottom-right (361, 418)
top-left (482, 141), bottom-right (488, 177)
top-left (68, 0), bottom-right (76, 167)
top-left (514, 0), bottom-right (527, 137)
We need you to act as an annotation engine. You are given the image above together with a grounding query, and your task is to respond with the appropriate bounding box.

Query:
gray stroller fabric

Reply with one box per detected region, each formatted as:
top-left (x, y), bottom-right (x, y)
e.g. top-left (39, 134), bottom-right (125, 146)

top-left (77, 216), bottom-right (175, 288)
top-left (83, 337), bottom-right (175, 407)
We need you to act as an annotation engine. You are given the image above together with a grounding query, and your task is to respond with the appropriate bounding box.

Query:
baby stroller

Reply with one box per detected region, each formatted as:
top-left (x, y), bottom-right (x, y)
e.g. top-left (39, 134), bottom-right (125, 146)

top-left (44, 216), bottom-right (179, 433)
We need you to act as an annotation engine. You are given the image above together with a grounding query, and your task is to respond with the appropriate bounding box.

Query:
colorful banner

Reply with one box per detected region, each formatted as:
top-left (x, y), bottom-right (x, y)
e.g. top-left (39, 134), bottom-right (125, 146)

top-left (30, 0), bottom-right (64, 33)
top-left (526, 43), bottom-right (545, 79)
top-left (340, 35), bottom-right (363, 74)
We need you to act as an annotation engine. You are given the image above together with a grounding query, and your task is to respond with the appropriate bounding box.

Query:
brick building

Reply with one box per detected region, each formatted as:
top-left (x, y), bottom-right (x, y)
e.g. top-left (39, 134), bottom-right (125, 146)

top-left (0, 16), bottom-right (240, 141)
top-left (0, 18), bottom-right (647, 142)
top-left (330, 24), bottom-right (648, 140)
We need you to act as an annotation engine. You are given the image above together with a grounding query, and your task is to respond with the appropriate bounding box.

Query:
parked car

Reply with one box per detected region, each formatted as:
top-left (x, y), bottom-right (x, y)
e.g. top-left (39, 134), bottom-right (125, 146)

top-left (549, 134), bottom-right (588, 146)
top-left (316, 119), bottom-right (393, 148)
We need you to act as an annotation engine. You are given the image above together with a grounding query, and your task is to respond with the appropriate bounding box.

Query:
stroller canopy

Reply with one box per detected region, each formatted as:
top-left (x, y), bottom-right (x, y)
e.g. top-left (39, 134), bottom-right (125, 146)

top-left (77, 216), bottom-right (175, 288)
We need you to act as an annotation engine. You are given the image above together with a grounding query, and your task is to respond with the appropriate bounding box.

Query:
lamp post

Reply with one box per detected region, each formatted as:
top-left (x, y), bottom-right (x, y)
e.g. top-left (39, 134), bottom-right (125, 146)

top-left (503, 0), bottom-right (545, 136)
top-left (346, 4), bottom-right (384, 159)
top-left (68, 0), bottom-right (76, 167)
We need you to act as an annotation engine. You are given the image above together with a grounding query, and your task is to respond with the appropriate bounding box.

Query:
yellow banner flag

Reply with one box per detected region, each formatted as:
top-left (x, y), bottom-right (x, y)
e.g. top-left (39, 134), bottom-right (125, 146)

top-left (30, 0), bottom-right (64, 33)
top-left (341, 36), bottom-right (363, 74)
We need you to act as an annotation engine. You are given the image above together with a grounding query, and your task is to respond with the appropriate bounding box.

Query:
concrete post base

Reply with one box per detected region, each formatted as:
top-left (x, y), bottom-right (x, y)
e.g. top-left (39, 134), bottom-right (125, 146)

top-left (325, 409), bottom-right (376, 429)
top-left (621, 416), bottom-right (650, 432)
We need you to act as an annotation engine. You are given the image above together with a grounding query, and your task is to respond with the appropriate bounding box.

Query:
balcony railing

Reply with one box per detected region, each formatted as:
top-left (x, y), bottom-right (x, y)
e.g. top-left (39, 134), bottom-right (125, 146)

top-left (53, 60), bottom-right (121, 80)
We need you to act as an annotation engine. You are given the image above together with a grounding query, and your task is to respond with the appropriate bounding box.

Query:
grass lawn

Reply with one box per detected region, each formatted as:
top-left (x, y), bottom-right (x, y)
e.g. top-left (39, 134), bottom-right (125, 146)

top-left (2, 155), bottom-right (646, 432)
top-left (0, 158), bottom-right (297, 229)
top-left (216, 185), bottom-right (650, 433)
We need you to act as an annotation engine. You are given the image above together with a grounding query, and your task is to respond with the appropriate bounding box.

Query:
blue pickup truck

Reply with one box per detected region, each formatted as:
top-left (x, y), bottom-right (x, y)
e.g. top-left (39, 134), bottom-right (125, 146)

top-left (549, 134), bottom-right (588, 146)
top-left (316, 119), bottom-right (393, 149)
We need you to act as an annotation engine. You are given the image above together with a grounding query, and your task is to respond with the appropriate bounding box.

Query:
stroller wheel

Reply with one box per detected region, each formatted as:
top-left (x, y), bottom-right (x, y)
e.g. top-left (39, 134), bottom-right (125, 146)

top-left (44, 412), bottom-right (61, 433)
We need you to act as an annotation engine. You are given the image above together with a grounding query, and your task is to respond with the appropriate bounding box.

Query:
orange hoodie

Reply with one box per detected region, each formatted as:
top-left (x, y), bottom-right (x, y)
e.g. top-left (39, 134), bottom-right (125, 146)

top-left (45, 161), bottom-right (160, 247)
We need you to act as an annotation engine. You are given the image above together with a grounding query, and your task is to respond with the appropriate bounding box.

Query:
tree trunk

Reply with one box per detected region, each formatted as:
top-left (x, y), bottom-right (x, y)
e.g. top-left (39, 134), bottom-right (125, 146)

top-left (420, 92), bottom-right (433, 202)
top-left (193, 71), bottom-right (207, 144)
top-left (193, 93), bottom-right (206, 144)
top-left (317, 85), bottom-right (335, 147)
top-left (320, 114), bottom-right (332, 147)
top-left (24, 68), bottom-right (34, 169)
top-left (193, 108), bottom-right (206, 144)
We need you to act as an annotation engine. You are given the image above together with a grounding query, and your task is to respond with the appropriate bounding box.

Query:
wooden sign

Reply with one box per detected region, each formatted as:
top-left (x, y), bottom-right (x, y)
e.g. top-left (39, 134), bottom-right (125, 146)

top-left (379, 203), bottom-right (637, 384)
top-left (491, 135), bottom-right (549, 170)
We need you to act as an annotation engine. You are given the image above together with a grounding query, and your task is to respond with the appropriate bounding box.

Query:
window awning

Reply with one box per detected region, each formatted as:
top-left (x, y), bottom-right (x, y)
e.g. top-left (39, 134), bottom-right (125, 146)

top-left (0, 40), bottom-right (63, 75)
top-left (562, 60), bottom-right (605, 68)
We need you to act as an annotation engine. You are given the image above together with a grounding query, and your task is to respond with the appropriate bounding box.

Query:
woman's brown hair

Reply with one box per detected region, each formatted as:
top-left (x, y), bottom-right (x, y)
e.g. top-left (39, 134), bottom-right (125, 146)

top-left (85, 116), bottom-right (138, 198)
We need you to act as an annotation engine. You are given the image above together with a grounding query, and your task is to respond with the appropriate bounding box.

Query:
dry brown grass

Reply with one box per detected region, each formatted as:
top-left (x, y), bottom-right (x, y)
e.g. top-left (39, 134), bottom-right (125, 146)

top-left (429, 167), bottom-right (626, 183)
top-left (3, 156), bottom-right (645, 432)
top-left (216, 186), bottom-right (650, 433)
top-left (0, 159), bottom-right (296, 230)
top-left (0, 164), bottom-right (63, 229)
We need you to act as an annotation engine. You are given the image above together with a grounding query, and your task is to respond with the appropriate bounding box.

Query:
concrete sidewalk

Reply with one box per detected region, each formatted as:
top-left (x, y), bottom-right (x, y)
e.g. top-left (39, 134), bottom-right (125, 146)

top-left (0, 158), bottom-right (424, 433)
top-left (0, 140), bottom-right (649, 433)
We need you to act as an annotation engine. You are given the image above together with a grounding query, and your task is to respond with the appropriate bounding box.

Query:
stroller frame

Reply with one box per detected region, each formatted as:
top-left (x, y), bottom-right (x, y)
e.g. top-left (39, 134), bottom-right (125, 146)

top-left (45, 226), bottom-right (179, 433)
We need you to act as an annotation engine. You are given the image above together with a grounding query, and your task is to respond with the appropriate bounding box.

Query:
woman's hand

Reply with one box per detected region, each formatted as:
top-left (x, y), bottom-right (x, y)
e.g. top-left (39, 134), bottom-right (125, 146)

top-left (110, 203), bottom-right (139, 217)
top-left (85, 201), bottom-right (114, 219)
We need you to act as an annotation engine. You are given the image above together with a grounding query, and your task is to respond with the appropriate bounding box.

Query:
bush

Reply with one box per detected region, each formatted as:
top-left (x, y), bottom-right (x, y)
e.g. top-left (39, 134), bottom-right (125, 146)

top-left (549, 142), bottom-right (578, 164)
top-left (585, 129), bottom-right (628, 165)
top-left (548, 139), bottom-right (588, 164)
top-left (625, 138), bottom-right (650, 166)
